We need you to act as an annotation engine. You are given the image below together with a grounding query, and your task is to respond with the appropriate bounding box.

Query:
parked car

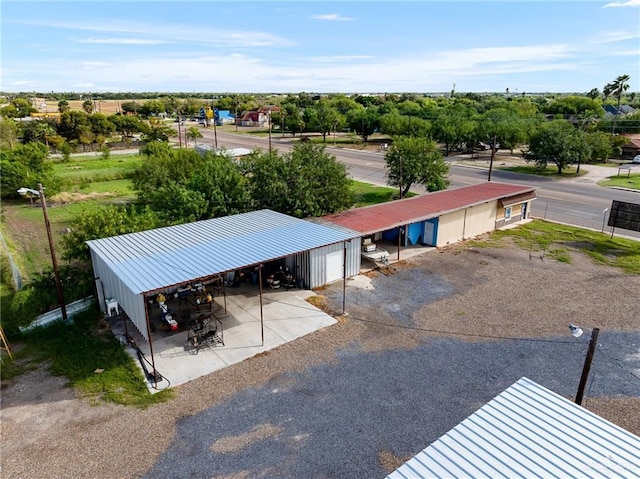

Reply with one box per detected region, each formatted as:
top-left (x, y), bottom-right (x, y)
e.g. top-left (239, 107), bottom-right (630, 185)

top-left (632, 155), bottom-right (640, 164)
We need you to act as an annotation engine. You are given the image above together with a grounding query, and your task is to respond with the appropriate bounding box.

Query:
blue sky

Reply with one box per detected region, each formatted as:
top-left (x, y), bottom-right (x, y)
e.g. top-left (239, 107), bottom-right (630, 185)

top-left (2, 1), bottom-right (639, 93)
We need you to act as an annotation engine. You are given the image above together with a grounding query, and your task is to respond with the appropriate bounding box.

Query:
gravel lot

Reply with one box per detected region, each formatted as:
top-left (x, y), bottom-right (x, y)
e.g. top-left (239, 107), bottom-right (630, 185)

top-left (2, 239), bottom-right (639, 478)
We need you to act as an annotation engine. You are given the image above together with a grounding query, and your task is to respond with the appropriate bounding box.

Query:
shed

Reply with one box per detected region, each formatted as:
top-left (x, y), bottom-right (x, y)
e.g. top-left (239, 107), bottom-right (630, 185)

top-left (388, 377), bottom-right (640, 479)
top-left (322, 183), bottom-right (536, 249)
top-left (87, 209), bottom-right (360, 344)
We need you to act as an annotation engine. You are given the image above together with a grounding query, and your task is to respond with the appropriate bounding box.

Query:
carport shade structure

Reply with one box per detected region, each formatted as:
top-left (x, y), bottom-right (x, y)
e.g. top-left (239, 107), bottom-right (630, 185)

top-left (86, 209), bottom-right (359, 370)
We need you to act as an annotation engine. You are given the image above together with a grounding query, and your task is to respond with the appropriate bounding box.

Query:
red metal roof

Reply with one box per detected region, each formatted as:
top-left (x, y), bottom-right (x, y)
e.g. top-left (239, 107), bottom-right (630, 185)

top-left (323, 182), bottom-right (537, 235)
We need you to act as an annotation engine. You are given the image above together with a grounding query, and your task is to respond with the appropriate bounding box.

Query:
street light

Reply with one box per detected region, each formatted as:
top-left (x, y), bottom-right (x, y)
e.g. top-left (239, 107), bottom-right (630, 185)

top-left (568, 323), bottom-right (599, 405)
top-left (17, 184), bottom-right (67, 321)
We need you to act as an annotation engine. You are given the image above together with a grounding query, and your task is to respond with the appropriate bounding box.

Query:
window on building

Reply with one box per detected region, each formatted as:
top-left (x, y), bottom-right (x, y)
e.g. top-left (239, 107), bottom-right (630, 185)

top-left (505, 206), bottom-right (512, 220)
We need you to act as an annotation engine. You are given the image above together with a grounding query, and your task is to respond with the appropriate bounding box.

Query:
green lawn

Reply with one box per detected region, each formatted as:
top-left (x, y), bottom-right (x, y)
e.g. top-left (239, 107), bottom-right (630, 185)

top-left (480, 219), bottom-right (640, 274)
top-left (52, 154), bottom-right (141, 184)
top-left (350, 180), bottom-right (416, 206)
top-left (501, 165), bottom-right (587, 178)
top-left (598, 174), bottom-right (640, 190)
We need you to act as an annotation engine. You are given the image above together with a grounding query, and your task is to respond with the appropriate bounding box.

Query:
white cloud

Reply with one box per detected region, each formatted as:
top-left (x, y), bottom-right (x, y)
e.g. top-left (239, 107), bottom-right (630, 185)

top-left (602, 0), bottom-right (640, 7)
top-left (305, 55), bottom-right (375, 63)
top-left (590, 30), bottom-right (640, 44)
top-left (14, 19), bottom-right (295, 48)
top-left (77, 38), bottom-right (173, 45)
top-left (311, 14), bottom-right (352, 21)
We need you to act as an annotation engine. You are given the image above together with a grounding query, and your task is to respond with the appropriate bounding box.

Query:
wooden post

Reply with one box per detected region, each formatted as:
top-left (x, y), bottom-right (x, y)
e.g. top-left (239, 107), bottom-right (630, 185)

top-left (575, 327), bottom-right (599, 406)
top-left (38, 183), bottom-right (67, 321)
top-left (488, 136), bottom-right (496, 182)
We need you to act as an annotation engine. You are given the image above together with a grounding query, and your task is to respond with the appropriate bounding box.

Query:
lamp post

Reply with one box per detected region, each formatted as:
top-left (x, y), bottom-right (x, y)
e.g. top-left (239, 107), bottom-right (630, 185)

top-left (18, 184), bottom-right (67, 321)
top-left (569, 324), bottom-right (599, 406)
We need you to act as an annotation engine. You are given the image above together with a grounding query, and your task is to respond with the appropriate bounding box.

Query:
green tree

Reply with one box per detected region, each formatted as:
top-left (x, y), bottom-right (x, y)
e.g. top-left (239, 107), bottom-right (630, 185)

top-left (384, 136), bottom-right (450, 196)
top-left (283, 104), bottom-right (305, 137)
top-left (604, 74), bottom-right (631, 135)
top-left (0, 142), bottom-right (56, 198)
top-left (141, 117), bottom-right (176, 142)
top-left (0, 118), bottom-right (19, 149)
top-left (476, 108), bottom-right (530, 152)
top-left (524, 120), bottom-right (591, 174)
top-left (585, 131), bottom-right (613, 163)
top-left (110, 114), bottom-right (144, 140)
top-left (131, 145), bottom-right (248, 222)
top-left (346, 107), bottom-right (380, 142)
top-left (61, 205), bottom-right (162, 261)
top-left (1, 98), bottom-right (36, 118)
top-left (58, 99), bottom-right (70, 113)
top-left (186, 126), bottom-right (203, 146)
top-left (138, 99), bottom-right (166, 118)
top-left (247, 142), bottom-right (353, 217)
top-left (303, 100), bottom-right (341, 142)
top-left (120, 101), bottom-right (139, 115)
top-left (88, 113), bottom-right (116, 137)
top-left (82, 99), bottom-right (95, 114)
top-left (58, 110), bottom-right (89, 141)
top-left (432, 104), bottom-right (478, 155)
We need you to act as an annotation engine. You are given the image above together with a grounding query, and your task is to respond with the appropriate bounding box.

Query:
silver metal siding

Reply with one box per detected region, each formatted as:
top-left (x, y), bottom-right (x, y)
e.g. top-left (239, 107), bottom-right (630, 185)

top-left (308, 239), bottom-right (361, 289)
top-left (388, 377), bottom-right (640, 479)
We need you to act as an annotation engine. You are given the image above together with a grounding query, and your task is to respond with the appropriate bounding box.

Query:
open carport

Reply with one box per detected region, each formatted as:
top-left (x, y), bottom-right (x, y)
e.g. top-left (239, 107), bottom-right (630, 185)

top-left (107, 284), bottom-right (336, 388)
top-left (87, 209), bottom-right (360, 388)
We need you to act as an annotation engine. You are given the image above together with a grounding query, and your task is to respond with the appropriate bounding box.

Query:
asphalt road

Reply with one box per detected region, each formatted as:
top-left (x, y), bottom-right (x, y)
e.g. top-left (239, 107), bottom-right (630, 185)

top-left (187, 125), bottom-right (640, 239)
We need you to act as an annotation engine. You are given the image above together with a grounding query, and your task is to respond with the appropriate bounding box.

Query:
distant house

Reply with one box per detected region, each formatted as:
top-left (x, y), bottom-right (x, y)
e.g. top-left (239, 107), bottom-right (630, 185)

top-left (238, 107), bottom-right (281, 127)
top-left (239, 110), bottom-right (267, 127)
top-left (621, 137), bottom-right (640, 160)
top-left (603, 104), bottom-right (636, 117)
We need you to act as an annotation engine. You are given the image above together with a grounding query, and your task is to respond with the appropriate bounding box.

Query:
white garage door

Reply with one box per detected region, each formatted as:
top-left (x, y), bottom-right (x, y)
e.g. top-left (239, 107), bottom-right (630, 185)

top-left (325, 250), bottom-right (344, 284)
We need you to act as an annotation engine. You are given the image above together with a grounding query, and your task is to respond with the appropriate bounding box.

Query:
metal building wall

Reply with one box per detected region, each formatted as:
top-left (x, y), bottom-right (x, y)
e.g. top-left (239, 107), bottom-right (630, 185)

top-left (308, 239), bottom-right (361, 289)
top-left (90, 249), bottom-right (148, 340)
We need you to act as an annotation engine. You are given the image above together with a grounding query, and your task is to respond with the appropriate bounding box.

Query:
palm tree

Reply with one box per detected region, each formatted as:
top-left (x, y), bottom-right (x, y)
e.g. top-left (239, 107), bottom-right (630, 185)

top-left (604, 74), bottom-right (630, 135)
top-left (186, 126), bottom-right (203, 146)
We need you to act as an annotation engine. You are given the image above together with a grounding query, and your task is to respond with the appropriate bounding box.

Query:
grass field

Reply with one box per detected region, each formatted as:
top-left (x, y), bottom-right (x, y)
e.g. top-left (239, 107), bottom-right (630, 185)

top-left (500, 164), bottom-right (587, 177)
top-left (351, 180), bottom-right (416, 206)
top-left (598, 173), bottom-right (640, 190)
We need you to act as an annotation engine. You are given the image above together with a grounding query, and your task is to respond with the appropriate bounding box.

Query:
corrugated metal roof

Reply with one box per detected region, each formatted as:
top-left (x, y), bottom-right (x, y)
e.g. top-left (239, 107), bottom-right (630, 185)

top-left (387, 377), bottom-right (640, 479)
top-left (86, 209), bottom-right (358, 294)
top-left (323, 183), bottom-right (537, 235)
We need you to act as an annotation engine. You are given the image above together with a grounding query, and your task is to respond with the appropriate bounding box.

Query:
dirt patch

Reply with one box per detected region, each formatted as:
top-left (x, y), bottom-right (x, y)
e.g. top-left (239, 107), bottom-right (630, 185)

top-left (210, 423), bottom-right (283, 454)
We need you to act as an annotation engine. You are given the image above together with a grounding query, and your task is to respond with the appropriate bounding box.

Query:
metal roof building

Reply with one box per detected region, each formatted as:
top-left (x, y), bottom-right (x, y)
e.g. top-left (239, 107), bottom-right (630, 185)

top-left (323, 182), bottom-right (537, 236)
top-left (387, 377), bottom-right (640, 479)
top-left (87, 209), bottom-right (359, 341)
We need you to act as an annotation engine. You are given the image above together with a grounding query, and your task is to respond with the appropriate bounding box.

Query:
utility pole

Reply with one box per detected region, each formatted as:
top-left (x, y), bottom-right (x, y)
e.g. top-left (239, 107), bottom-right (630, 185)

top-left (268, 110), bottom-right (272, 151)
top-left (575, 327), bottom-right (599, 406)
top-left (488, 136), bottom-right (497, 182)
top-left (38, 183), bottom-right (67, 321)
top-left (177, 115), bottom-right (182, 148)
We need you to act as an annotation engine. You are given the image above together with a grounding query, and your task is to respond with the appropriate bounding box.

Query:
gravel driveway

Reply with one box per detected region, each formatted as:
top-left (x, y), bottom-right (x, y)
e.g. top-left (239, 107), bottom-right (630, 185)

top-left (2, 239), bottom-right (639, 478)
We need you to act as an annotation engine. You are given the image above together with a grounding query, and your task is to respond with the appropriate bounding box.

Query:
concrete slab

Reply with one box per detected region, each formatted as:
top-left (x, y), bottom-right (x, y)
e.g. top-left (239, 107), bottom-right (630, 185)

top-left (107, 284), bottom-right (336, 391)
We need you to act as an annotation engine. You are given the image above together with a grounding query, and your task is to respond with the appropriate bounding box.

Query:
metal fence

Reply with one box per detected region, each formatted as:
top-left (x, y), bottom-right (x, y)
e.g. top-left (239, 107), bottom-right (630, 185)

top-left (0, 231), bottom-right (23, 290)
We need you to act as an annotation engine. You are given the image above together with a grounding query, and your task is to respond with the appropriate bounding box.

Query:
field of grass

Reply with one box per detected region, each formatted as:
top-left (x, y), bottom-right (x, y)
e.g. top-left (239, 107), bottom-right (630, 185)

top-left (350, 180), bottom-right (416, 206)
top-left (53, 153), bottom-right (141, 184)
top-left (598, 174), bottom-right (640, 190)
top-left (475, 219), bottom-right (640, 274)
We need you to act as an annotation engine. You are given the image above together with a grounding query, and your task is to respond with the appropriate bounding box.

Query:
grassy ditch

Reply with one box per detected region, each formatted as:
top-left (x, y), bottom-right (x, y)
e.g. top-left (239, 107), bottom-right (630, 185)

top-left (2, 304), bottom-right (173, 407)
top-left (473, 219), bottom-right (640, 274)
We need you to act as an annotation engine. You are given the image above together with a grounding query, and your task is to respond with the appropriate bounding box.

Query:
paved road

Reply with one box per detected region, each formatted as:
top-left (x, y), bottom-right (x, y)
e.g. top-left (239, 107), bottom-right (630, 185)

top-left (186, 126), bottom-right (640, 239)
